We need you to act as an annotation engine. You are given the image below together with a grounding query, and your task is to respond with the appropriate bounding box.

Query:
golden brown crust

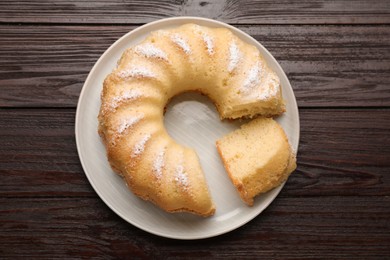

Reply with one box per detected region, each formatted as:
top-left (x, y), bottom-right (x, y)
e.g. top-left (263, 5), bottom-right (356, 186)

top-left (98, 23), bottom-right (287, 216)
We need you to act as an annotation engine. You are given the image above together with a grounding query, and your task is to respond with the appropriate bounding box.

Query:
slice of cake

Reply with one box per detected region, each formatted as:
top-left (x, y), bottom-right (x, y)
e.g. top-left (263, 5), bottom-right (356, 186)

top-left (216, 117), bottom-right (296, 206)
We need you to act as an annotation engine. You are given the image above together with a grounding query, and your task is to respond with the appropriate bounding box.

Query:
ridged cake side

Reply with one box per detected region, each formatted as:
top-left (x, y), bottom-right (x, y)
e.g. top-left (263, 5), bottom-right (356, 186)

top-left (98, 23), bottom-right (287, 216)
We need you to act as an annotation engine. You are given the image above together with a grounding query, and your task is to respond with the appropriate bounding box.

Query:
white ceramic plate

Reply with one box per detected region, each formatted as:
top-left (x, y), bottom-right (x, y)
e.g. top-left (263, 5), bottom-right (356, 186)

top-left (75, 17), bottom-right (300, 240)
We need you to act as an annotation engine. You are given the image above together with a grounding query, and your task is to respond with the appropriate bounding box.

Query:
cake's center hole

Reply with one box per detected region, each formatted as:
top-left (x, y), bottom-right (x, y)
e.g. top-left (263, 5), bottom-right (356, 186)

top-left (164, 92), bottom-right (242, 155)
top-left (164, 92), bottom-right (246, 211)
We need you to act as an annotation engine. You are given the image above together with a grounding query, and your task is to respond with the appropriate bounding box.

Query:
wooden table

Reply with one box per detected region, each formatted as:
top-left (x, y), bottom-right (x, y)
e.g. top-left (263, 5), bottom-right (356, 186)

top-left (1, 1), bottom-right (389, 258)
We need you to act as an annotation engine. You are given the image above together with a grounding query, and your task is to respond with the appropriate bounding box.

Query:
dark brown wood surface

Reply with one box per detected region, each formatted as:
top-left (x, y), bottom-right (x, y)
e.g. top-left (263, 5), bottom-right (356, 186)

top-left (0, 1), bottom-right (389, 259)
top-left (1, 25), bottom-right (389, 107)
top-left (1, 0), bottom-right (390, 24)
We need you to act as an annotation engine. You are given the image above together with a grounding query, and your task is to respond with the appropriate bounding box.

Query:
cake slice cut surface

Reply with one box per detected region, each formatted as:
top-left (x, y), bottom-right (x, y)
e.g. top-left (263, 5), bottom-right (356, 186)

top-left (216, 117), bottom-right (296, 206)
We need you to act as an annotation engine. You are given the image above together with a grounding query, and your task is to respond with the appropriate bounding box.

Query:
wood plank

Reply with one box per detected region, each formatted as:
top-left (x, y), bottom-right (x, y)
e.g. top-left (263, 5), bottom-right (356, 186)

top-left (0, 109), bottom-right (92, 197)
top-left (0, 25), bottom-right (389, 107)
top-left (0, 0), bottom-right (389, 25)
top-left (0, 196), bottom-right (388, 258)
top-left (296, 109), bottom-right (390, 196)
top-left (0, 108), bottom-right (389, 198)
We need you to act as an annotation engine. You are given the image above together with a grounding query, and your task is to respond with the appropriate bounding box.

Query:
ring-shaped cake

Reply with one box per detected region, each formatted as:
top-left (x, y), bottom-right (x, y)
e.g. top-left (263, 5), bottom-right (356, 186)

top-left (98, 24), bottom-right (287, 216)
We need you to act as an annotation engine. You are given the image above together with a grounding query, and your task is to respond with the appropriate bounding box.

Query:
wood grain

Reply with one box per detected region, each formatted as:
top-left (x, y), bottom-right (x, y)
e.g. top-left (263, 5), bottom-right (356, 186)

top-left (0, 108), bottom-right (389, 198)
top-left (0, 25), bottom-right (389, 107)
top-left (0, 196), bottom-right (388, 258)
top-left (0, 0), bottom-right (388, 258)
top-left (0, 0), bottom-right (389, 25)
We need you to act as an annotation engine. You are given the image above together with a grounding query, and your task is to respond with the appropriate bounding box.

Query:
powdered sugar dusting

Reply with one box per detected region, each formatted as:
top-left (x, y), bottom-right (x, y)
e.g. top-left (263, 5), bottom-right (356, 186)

top-left (117, 67), bottom-right (155, 78)
top-left (120, 89), bottom-right (143, 100)
top-left (240, 63), bottom-right (280, 100)
top-left (228, 41), bottom-right (241, 72)
top-left (243, 62), bottom-right (261, 90)
top-left (171, 34), bottom-right (191, 54)
top-left (131, 133), bottom-right (151, 158)
top-left (117, 114), bottom-right (143, 134)
top-left (109, 89), bottom-right (142, 111)
top-left (202, 34), bottom-right (214, 55)
top-left (193, 25), bottom-right (214, 55)
top-left (175, 165), bottom-right (189, 189)
top-left (135, 43), bottom-right (168, 60)
top-left (258, 74), bottom-right (280, 100)
top-left (153, 147), bottom-right (165, 180)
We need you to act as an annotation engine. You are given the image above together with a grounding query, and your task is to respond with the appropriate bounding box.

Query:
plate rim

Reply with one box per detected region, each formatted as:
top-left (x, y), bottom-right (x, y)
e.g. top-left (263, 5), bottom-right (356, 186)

top-left (75, 16), bottom-right (300, 240)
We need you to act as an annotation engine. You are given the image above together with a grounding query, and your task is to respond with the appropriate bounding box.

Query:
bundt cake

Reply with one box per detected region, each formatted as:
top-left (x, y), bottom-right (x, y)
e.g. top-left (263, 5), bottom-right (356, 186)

top-left (98, 23), bottom-right (287, 216)
top-left (216, 118), bottom-right (297, 206)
